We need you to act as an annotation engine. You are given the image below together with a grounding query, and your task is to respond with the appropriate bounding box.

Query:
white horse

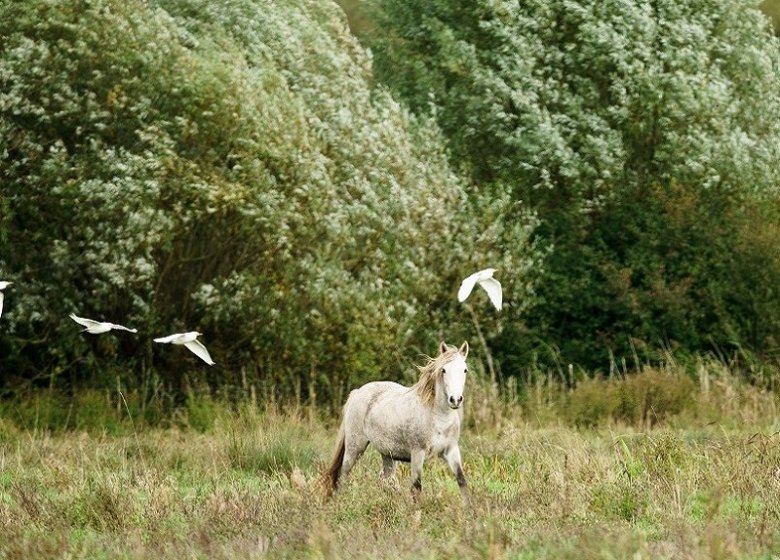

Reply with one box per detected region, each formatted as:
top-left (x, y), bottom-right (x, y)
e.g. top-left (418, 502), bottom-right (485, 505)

top-left (325, 341), bottom-right (470, 501)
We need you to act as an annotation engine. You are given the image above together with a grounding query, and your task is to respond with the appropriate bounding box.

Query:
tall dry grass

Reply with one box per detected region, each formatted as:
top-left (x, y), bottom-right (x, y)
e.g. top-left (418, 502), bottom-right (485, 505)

top-left (0, 360), bottom-right (779, 558)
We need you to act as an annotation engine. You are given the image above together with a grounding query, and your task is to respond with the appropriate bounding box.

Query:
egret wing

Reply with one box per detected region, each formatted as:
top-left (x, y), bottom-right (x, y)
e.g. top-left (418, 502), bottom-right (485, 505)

top-left (70, 314), bottom-right (101, 328)
top-left (457, 273), bottom-right (479, 302)
top-left (153, 333), bottom-right (180, 344)
top-left (478, 277), bottom-right (503, 311)
top-left (184, 339), bottom-right (215, 365)
top-left (109, 323), bottom-right (138, 333)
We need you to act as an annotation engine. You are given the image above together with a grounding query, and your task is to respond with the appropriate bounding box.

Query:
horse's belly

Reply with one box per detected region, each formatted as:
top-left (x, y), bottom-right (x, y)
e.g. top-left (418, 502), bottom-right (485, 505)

top-left (365, 421), bottom-right (418, 460)
top-left (364, 399), bottom-right (427, 460)
top-left (372, 428), bottom-right (455, 461)
top-left (372, 442), bottom-right (412, 463)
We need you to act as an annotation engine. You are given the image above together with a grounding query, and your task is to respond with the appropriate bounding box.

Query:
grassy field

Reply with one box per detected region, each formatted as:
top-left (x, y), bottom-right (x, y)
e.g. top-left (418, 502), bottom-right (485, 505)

top-left (1, 363), bottom-right (780, 559)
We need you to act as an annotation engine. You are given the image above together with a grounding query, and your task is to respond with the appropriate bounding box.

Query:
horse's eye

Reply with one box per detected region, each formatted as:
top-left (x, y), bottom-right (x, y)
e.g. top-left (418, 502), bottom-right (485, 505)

top-left (441, 368), bottom-right (446, 374)
top-left (465, 368), bottom-right (468, 373)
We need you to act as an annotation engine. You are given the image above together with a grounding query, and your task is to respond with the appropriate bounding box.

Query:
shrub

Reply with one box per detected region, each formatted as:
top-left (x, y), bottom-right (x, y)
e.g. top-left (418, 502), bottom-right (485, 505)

top-left (615, 368), bottom-right (695, 426)
top-left (567, 368), bottom-right (695, 427)
top-left (567, 377), bottom-right (619, 428)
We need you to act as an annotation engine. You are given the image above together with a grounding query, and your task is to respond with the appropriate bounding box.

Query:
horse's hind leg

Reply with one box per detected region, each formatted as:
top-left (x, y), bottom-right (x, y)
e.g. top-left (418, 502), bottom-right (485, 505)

top-left (339, 433), bottom-right (369, 482)
top-left (379, 454), bottom-right (396, 479)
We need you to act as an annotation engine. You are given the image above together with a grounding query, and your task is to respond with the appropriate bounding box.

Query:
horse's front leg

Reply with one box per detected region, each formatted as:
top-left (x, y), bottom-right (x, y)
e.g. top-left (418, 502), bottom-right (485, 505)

top-left (444, 445), bottom-right (470, 505)
top-left (410, 449), bottom-right (426, 496)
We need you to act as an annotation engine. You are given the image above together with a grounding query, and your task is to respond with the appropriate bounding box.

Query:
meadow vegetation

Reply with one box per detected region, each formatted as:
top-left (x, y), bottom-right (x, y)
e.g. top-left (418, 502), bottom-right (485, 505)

top-left (1, 361), bottom-right (779, 559)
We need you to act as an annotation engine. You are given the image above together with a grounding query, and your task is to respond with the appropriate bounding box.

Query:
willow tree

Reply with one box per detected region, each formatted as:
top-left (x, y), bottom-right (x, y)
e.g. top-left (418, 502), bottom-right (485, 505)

top-left (0, 0), bottom-right (536, 400)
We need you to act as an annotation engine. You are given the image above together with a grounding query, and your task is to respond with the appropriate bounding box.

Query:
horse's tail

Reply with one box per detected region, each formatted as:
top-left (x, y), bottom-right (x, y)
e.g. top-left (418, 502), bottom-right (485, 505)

top-left (324, 425), bottom-right (345, 498)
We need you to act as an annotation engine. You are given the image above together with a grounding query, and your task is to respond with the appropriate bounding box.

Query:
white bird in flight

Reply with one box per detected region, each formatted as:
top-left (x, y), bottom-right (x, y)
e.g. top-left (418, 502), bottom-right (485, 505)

top-left (70, 313), bottom-right (138, 334)
top-left (0, 281), bottom-right (11, 318)
top-left (458, 268), bottom-right (503, 311)
top-left (154, 331), bottom-right (215, 365)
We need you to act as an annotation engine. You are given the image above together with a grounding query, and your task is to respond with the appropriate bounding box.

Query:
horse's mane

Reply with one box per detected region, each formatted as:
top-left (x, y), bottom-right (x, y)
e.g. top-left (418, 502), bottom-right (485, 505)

top-left (414, 346), bottom-right (460, 408)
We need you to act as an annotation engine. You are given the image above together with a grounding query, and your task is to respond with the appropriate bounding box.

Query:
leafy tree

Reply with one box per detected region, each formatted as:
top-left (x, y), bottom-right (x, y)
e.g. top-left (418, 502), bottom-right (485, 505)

top-left (0, 0), bottom-right (536, 400)
top-left (365, 0), bottom-right (780, 372)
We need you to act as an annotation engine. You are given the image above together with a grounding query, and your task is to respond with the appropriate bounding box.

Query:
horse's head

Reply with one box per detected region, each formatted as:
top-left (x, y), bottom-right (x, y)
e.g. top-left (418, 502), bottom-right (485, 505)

top-left (438, 340), bottom-right (469, 409)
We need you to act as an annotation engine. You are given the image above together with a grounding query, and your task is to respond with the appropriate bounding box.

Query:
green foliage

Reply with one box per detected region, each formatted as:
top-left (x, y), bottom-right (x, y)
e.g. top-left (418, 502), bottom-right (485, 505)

top-left (591, 482), bottom-right (646, 522)
top-left (0, 388), bottom-right (156, 434)
top-left (183, 393), bottom-right (220, 433)
top-left (0, 0), bottom-right (536, 396)
top-left (226, 421), bottom-right (320, 474)
top-left (365, 0), bottom-right (780, 369)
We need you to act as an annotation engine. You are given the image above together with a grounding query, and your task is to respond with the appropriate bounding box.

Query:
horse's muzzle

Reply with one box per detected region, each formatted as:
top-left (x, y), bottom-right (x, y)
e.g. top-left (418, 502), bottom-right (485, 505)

top-left (448, 395), bottom-right (464, 409)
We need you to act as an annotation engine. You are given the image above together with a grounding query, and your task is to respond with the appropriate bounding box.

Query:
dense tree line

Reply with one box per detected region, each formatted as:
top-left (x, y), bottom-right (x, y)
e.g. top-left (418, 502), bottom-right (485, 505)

top-left (3, 0), bottom-right (780, 403)
top-left (360, 0), bottom-right (780, 373)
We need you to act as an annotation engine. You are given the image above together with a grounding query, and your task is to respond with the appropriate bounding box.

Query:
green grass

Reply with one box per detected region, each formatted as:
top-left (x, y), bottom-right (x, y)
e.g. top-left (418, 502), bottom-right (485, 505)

top-left (1, 364), bottom-right (780, 558)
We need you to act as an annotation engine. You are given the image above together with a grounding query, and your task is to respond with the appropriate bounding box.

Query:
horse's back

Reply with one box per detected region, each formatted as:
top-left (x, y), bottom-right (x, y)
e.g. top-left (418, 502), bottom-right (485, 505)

top-left (353, 380), bottom-right (406, 395)
top-left (344, 381), bottom-right (406, 419)
top-left (344, 381), bottom-right (406, 415)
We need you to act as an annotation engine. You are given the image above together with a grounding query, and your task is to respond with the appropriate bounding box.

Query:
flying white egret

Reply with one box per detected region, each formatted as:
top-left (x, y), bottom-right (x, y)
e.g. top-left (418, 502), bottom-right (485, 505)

top-left (154, 331), bottom-right (215, 365)
top-left (0, 281), bottom-right (11, 318)
top-left (70, 313), bottom-right (138, 334)
top-left (457, 268), bottom-right (502, 311)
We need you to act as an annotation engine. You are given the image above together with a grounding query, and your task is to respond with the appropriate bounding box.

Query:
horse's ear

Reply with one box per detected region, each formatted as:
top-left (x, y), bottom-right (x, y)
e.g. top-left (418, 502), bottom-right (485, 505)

top-left (439, 341), bottom-right (448, 355)
top-left (459, 341), bottom-right (469, 358)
